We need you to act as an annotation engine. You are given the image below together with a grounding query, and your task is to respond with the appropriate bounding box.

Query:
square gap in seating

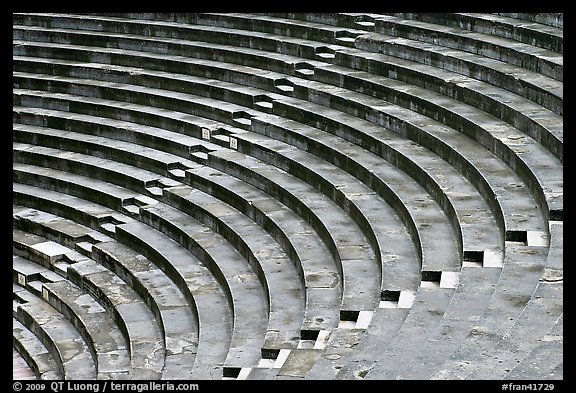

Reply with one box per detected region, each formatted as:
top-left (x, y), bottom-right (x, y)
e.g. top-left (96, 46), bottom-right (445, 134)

top-left (355, 15), bottom-right (376, 28)
top-left (232, 112), bottom-right (253, 128)
top-left (463, 250), bottom-right (484, 267)
top-left (335, 30), bottom-right (361, 43)
top-left (505, 230), bottom-right (527, 243)
top-left (222, 367), bottom-right (241, 379)
top-left (421, 270), bottom-right (441, 288)
top-left (254, 95), bottom-right (275, 112)
top-left (274, 78), bottom-right (295, 95)
top-left (380, 290), bottom-right (415, 309)
top-left (315, 46), bottom-right (336, 59)
top-left (549, 209), bottom-right (563, 221)
top-left (294, 62), bottom-right (315, 77)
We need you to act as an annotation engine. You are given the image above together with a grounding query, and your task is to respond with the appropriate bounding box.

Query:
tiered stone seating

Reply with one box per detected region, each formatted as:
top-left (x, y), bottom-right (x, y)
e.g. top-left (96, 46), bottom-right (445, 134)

top-left (13, 318), bottom-right (62, 380)
top-left (14, 276), bottom-right (97, 380)
top-left (13, 12), bottom-right (562, 380)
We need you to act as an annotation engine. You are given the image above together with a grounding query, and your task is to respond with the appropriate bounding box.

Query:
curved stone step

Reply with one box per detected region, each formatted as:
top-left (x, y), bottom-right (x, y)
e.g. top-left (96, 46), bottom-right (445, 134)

top-left (504, 313), bottom-right (563, 380)
top-left (385, 13), bottom-right (563, 53)
top-left (13, 48), bottom-right (557, 230)
top-left (13, 177), bottom-right (229, 379)
top-left (14, 286), bottom-right (97, 380)
top-left (186, 165), bottom-right (343, 333)
top-left (13, 313), bottom-right (63, 380)
top-left (135, 198), bottom-right (272, 371)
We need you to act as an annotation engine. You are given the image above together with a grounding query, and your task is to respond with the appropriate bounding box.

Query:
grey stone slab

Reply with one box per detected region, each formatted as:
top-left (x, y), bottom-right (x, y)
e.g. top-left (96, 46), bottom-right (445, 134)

top-left (114, 220), bottom-right (233, 375)
top-left (208, 149), bottom-right (382, 314)
top-left (13, 318), bottom-right (63, 380)
top-left (430, 243), bottom-right (549, 380)
top-left (364, 287), bottom-right (455, 379)
top-left (277, 349), bottom-right (322, 377)
top-left (16, 292), bottom-right (97, 380)
top-left (505, 313), bottom-right (563, 380)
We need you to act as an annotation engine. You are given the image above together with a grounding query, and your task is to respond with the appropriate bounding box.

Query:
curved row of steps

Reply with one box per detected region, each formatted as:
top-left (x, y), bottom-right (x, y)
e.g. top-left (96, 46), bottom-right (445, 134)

top-left (13, 12), bottom-right (562, 380)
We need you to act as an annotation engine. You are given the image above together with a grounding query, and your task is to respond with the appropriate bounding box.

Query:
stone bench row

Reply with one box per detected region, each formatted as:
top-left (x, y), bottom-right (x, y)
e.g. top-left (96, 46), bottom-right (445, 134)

top-left (13, 284), bottom-right (97, 380)
top-left (13, 165), bottom-right (321, 375)
top-left (380, 13), bottom-right (563, 53)
top-left (12, 50), bottom-right (562, 226)
top-left (13, 317), bottom-right (62, 380)
top-left (12, 19), bottom-right (563, 133)
top-left (13, 253), bottom-right (131, 380)
top-left (13, 223), bottom-right (166, 379)
top-left (13, 73), bottom-right (548, 258)
top-left (87, 12), bottom-right (563, 82)
top-left (13, 204), bottom-right (203, 379)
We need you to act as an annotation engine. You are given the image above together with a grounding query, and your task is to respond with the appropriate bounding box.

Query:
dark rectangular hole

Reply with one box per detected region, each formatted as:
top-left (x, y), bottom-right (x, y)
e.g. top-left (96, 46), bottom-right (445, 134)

top-left (232, 111), bottom-right (253, 120)
top-left (463, 250), bottom-right (484, 262)
top-left (381, 290), bottom-right (401, 301)
top-left (421, 271), bottom-right (442, 283)
top-left (340, 310), bottom-right (360, 322)
top-left (549, 209), bottom-right (563, 221)
top-left (506, 230), bottom-right (527, 242)
top-left (189, 145), bottom-right (214, 154)
top-left (261, 348), bottom-right (280, 360)
top-left (301, 329), bottom-right (320, 341)
top-left (98, 215), bottom-right (125, 226)
top-left (222, 367), bottom-right (241, 378)
top-left (166, 161), bottom-right (190, 171)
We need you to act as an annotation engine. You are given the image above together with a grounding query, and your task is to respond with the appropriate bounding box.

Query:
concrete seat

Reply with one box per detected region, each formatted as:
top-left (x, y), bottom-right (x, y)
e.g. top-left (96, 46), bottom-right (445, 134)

top-left (203, 148), bottom-right (381, 316)
top-left (41, 279), bottom-right (131, 379)
top-left (113, 220), bottom-right (232, 380)
top-left (186, 165), bottom-right (343, 334)
top-left (134, 199), bottom-right (271, 373)
top-left (384, 13), bottom-right (563, 54)
top-left (13, 141), bottom-right (181, 197)
top-left (14, 286), bottom-right (97, 380)
top-left (13, 317), bottom-right (63, 380)
top-left (157, 187), bottom-right (306, 355)
top-left (495, 13), bottom-right (563, 28)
